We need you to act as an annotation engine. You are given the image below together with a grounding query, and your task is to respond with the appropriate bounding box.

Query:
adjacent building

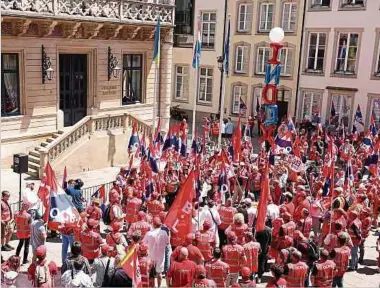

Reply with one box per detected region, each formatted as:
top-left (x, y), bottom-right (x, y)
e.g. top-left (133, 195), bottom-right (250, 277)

top-left (224, 0), bottom-right (305, 122)
top-left (171, 0), bottom-right (225, 123)
top-left (297, 0), bottom-right (380, 131)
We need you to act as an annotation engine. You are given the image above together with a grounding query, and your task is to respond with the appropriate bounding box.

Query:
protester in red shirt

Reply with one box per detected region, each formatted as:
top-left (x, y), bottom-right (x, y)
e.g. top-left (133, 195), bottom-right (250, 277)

top-left (171, 233), bottom-right (204, 265)
top-left (14, 202), bottom-right (32, 264)
top-left (1, 191), bottom-right (14, 252)
top-left (167, 247), bottom-right (197, 287)
top-left (27, 245), bottom-right (58, 288)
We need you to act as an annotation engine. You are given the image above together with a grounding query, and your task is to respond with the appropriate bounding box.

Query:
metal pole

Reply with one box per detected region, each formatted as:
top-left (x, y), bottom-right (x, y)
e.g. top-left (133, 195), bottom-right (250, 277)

top-left (218, 71), bottom-right (226, 148)
top-left (19, 173), bottom-right (22, 210)
top-left (152, 62), bottom-right (159, 135)
top-left (192, 65), bottom-right (200, 139)
top-left (218, 0), bottom-right (228, 112)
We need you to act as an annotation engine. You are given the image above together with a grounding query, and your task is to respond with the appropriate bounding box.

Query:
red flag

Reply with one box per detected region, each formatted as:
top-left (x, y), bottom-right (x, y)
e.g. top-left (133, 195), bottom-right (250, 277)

top-left (255, 162), bottom-right (269, 232)
top-left (219, 150), bottom-right (231, 165)
top-left (233, 117), bottom-right (242, 163)
top-left (62, 166), bottom-right (67, 190)
top-left (37, 177), bottom-right (50, 222)
top-left (120, 245), bottom-right (141, 287)
top-left (164, 171), bottom-right (194, 242)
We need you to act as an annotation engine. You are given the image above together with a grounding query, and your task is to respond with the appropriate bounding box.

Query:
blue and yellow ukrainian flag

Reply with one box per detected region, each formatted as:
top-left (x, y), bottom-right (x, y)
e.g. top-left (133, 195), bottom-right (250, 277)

top-left (153, 16), bottom-right (161, 64)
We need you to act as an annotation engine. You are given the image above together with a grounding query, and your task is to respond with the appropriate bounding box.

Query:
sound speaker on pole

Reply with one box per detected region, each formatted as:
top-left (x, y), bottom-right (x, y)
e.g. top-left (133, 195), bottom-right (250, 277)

top-left (13, 153), bottom-right (28, 174)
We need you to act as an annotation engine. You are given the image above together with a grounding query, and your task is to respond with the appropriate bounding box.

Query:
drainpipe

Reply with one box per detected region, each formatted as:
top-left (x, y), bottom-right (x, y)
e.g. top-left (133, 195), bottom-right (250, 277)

top-left (294, 0), bottom-right (307, 120)
top-left (218, 0), bottom-right (228, 116)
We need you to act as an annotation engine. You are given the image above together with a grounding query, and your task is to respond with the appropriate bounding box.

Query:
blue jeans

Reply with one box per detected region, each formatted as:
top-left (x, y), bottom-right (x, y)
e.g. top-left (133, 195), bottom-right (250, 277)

top-left (62, 234), bottom-right (74, 264)
top-left (350, 244), bottom-right (359, 269)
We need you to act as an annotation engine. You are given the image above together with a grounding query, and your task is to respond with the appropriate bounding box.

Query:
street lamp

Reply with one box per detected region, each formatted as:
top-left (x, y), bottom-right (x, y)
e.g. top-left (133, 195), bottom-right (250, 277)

top-left (108, 47), bottom-right (121, 81)
top-left (41, 45), bottom-right (54, 84)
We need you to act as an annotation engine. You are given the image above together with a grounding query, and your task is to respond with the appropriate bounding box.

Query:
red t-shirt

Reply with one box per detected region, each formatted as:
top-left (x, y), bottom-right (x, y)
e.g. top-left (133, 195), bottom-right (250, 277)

top-left (266, 277), bottom-right (287, 288)
top-left (167, 259), bottom-right (196, 287)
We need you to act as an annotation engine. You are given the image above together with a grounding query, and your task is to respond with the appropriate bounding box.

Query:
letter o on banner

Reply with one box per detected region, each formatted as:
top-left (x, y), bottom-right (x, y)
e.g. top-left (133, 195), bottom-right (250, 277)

top-left (50, 208), bottom-right (59, 220)
top-left (286, 146), bottom-right (292, 153)
top-left (220, 184), bottom-right (229, 194)
top-left (133, 142), bottom-right (139, 150)
top-left (261, 84), bottom-right (278, 105)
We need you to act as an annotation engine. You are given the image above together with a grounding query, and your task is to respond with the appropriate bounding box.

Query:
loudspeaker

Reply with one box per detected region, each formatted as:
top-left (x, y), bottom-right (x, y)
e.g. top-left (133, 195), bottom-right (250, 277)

top-left (13, 153), bottom-right (28, 174)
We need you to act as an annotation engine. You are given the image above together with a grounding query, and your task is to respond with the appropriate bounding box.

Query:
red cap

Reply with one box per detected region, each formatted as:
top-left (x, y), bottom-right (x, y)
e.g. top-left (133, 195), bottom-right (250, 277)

top-left (203, 220), bottom-right (212, 230)
top-left (101, 245), bottom-right (110, 254)
top-left (151, 192), bottom-right (158, 200)
top-left (36, 245), bottom-right (47, 257)
top-left (87, 219), bottom-right (99, 228)
top-left (196, 265), bottom-right (206, 276)
top-left (241, 266), bottom-right (251, 277)
top-left (227, 231), bottom-right (237, 241)
top-left (185, 233), bottom-right (194, 244)
top-left (138, 211), bottom-right (146, 221)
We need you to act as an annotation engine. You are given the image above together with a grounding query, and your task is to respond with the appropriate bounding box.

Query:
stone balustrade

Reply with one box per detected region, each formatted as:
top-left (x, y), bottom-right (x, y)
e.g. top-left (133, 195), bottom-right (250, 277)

top-left (38, 113), bottom-right (152, 176)
top-left (1, 0), bottom-right (175, 25)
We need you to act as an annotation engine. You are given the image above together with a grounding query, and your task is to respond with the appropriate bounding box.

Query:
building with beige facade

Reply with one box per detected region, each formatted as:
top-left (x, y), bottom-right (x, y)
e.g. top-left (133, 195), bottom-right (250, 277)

top-left (298, 0), bottom-right (380, 131)
top-left (224, 0), bottom-right (305, 123)
top-left (1, 0), bottom-right (174, 177)
top-left (171, 0), bottom-right (225, 123)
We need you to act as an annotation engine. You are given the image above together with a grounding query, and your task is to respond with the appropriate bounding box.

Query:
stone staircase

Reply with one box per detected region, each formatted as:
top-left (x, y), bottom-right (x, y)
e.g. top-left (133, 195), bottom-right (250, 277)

top-left (26, 113), bottom-right (152, 179)
top-left (27, 130), bottom-right (64, 178)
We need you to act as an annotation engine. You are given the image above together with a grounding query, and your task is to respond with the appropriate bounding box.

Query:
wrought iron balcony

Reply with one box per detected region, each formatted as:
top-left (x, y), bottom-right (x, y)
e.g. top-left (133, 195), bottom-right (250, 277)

top-left (1, 0), bottom-right (175, 26)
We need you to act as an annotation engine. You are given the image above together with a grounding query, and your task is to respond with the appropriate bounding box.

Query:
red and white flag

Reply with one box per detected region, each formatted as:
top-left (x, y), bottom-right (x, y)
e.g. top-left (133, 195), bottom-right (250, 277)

top-left (120, 245), bottom-right (141, 287)
top-left (164, 171), bottom-right (194, 242)
top-left (255, 162), bottom-right (269, 232)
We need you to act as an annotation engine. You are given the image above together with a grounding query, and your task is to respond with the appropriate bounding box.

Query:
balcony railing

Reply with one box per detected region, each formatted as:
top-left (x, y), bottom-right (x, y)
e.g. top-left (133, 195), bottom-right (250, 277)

top-left (1, 0), bottom-right (175, 25)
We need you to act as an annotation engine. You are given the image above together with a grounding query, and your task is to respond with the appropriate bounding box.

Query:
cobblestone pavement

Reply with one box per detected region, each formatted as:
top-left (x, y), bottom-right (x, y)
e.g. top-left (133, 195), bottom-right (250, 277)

top-left (2, 225), bottom-right (379, 287)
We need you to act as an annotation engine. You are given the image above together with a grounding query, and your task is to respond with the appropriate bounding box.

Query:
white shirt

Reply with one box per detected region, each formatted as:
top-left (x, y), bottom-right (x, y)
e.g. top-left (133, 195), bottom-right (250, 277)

top-left (267, 204), bottom-right (280, 220)
top-left (61, 270), bottom-right (94, 288)
top-left (247, 206), bottom-right (257, 227)
top-left (143, 227), bottom-right (169, 263)
top-left (22, 187), bottom-right (41, 211)
top-left (199, 206), bottom-right (221, 233)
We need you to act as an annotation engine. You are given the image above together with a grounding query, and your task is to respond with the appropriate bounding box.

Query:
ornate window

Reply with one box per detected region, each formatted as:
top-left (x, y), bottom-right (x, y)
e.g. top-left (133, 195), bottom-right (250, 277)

top-left (310, 0), bottom-right (331, 8)
top-left (258, 3), bottom-right (274, 32)
top-left (235, 45), bottom-right (249, 74)
top-left (300, 91), bottom-right (322, 120)
top-left (281, 2), bottom-right (297, 32)
top-left (256, 46), bottom-right (270, 74)
top-left (1, 53), bottom-right (20, 117)
top-left (280, 48), bottom-right (293, 76)
top-left (334, 32), bottom-right (359, 75)
top-left (328, 94), bottom-right (352, 127)
top-left (122, 54), bottom-right (143, 105)
top-left (237, 3), bottom-right (253, 32)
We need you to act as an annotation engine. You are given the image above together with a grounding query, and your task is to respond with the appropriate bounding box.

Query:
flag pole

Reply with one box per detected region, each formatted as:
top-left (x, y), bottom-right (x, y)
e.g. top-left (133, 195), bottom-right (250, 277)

top-left (152, 14), bottom-right (161, 135)
top-left (192, 15), bottom-right (201, 140)
top-left (218, 16), bottom-right (230, 149)
top-left (192, 65), bottom-right (200, 141)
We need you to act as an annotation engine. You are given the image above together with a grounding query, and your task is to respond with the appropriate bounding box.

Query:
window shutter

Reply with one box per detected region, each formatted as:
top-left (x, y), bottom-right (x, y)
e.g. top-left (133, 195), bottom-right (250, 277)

top-left (242, 46), bottom-right (249, 73)
top-left (183, 66), bottom-right (189, 99)
top-left (286, 49), bottom-right (293, 75)
top-left (235, 46), bottom-right (240, 72)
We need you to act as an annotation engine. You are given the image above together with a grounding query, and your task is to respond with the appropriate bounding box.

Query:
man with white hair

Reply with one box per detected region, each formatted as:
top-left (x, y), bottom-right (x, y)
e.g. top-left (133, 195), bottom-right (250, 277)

top-left (22, 182), bottom-right (41, 219)
top-left (167, 247), bottom-right (197, 287)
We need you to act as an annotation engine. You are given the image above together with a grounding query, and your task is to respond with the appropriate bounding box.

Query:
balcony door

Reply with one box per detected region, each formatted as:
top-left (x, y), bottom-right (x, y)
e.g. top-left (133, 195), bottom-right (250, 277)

top-left (59, 54), bottom-right (87, 127)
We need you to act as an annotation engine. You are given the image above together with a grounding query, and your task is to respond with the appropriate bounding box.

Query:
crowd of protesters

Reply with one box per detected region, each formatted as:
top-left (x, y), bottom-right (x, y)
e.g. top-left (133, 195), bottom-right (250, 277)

top-left (1, 115), bottom-right (380, 288)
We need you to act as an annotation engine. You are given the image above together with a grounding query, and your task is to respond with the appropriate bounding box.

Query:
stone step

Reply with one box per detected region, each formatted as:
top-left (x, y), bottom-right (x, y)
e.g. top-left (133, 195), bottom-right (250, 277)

top-left (29, 151), bottom-right (40, 158)
top-left (57, 130), bottom-right (64, 134)
top-left (52, 133), bottom-right (61, 139)
top-left (28, 154), bottom-right (40, 164)
top-left (27, 167), bottom-right (39, 178)
top-left (41, 142), bottom-right (48, 147)
top-left (35, 147), bottom-right (45, 152)
top-left (46, 138), bottom-right (55, 143)
top-left (28, 162), bottom-right (40, 170)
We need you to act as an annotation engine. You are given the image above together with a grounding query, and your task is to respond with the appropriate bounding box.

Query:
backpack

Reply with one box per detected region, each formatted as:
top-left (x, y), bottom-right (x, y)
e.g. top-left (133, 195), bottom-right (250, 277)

top-left (103, 205), bottom-right (111, 225)
top-left (35, 264), bottom-right (52, 288)
top-left (307, 240), bottom-right (319, 262)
